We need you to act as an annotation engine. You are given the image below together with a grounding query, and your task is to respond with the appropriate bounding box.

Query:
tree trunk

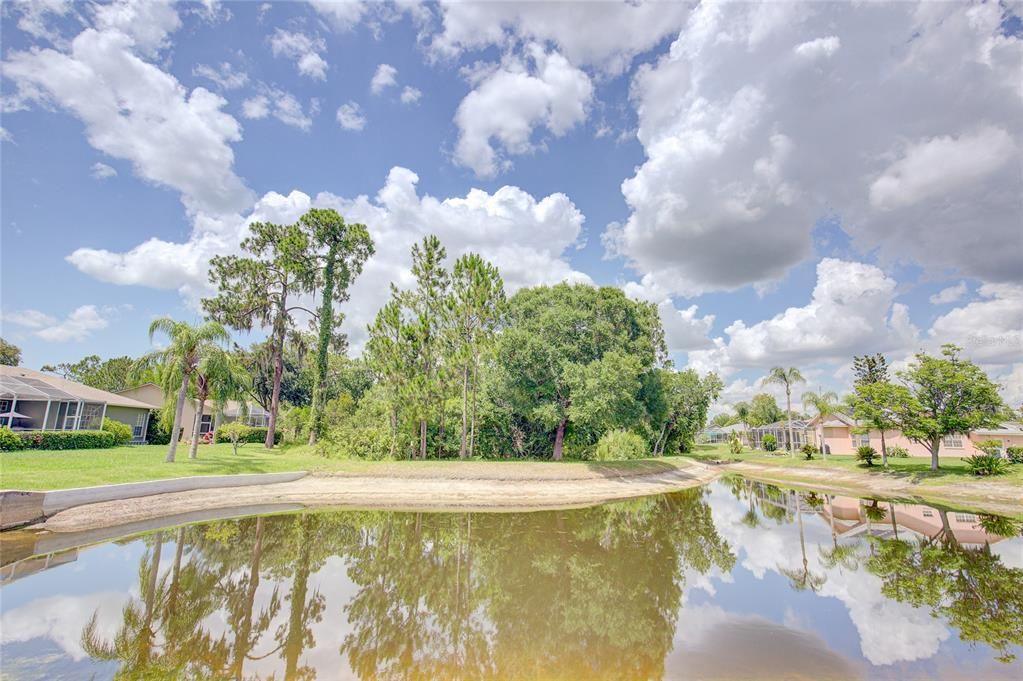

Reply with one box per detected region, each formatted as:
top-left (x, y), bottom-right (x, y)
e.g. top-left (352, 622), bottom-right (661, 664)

top-left (469, 354), bottom-right (479, 457)
top-left (419, 418), bottom-right (427, 460)
top-left (786, 388), bottom-right (794, 457)
top-left (166, 372), bottom-right (190, 463)
top-left (389, 407), bottom-right (397, 458)
top-left (188, 382), bottom-right (208, 460)
top-left (284, 517), bottom-right (312, 680)
top-left (266, 291), bottom-right (288, 450)
top-left (459, 364), bottom-right (469, 459)
top-left (930, 436), bottom-right (941, 471)
top-left (880, 429), bottom-right (888, 468)
top-left (552, 417), bottom-right (567, 461)
top-left (654, 421), bottom-right (669, 457)
top-left (309, 245), bottom-right (338, 447)
top-left (233, 517), bottom-right (264, 680)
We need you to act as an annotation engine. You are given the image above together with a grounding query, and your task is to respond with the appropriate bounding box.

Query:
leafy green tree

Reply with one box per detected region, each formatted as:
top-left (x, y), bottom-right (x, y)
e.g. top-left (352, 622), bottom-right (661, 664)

top-left (300, 209), bottom-right (375, 445)
top-left (0, 337), bottom-right (21, 366)
top-left (138, 318), bottom-right (230, 463)
top-left (710, 412), bottom-right (735, 428)
top-left (233, 336), bottom-right (310, 411)
top-left (651, 369), bottom-right (722, 455)
top-left (494, 283), bottom-right (665, 460)
top-left (850, 382), bottom-right (907, 468)
top-left (449, 253), bottom-right (505, 458)
top-left (42, 354), bottom-right (137, 392)
top-left (892, 344), bottom-right (1003, 470)
top-left (764, 366), bottom-right (806, 456)
top-left (748, 393), bottom-right (782, 427)
top-left (366, 300), bottom-right (410, 458)
top-left (204, 221), bottom-right (318, 449)
top-left (404, 236), bottom-right (451, 458)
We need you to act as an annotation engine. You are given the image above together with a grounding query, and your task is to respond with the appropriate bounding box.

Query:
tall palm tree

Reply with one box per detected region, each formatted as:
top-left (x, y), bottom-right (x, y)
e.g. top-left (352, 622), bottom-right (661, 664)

top-left (186, 349), bottom-right (248, 460)
top-left (765, 366), bottom-right (806, 457)
top-left (802, 390), bottom-right (838, 459)
top-left (138, 319), bottom-right (231, 463)
top-left (734, 401), bottom-right (751, 445)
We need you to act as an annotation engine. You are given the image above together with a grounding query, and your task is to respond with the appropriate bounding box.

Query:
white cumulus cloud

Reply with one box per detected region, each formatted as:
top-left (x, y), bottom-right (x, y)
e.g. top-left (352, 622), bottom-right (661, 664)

top-left (336, 101), bottom-right (366, 131)
top-left (370, 63), bottom-right (398, 93)
top-left (269, 28), bottom-right (328, 80)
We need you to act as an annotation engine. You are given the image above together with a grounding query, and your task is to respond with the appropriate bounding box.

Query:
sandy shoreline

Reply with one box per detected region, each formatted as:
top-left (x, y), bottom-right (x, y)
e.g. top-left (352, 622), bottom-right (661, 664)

top-left (33, 460), bottom-right (719, 533)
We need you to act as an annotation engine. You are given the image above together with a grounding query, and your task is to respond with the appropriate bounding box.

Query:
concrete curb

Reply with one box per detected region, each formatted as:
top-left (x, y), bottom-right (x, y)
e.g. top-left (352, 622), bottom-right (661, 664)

top-left (0, 471), bottom-right (307, 531)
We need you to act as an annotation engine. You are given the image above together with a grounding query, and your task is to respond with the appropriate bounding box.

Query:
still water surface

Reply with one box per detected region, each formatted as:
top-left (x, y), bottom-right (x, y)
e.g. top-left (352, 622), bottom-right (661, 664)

top-left (1, 479), bottom-right (1021, 680)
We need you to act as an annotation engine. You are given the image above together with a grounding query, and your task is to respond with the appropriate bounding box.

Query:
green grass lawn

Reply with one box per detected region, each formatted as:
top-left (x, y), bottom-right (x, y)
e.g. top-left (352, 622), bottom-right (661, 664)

top-left (0, 443), bottom-right (348, 490)
top-left (0, 443), bottom-right (707, 490)
top-left (683, 445), bottom-right (1023, 486)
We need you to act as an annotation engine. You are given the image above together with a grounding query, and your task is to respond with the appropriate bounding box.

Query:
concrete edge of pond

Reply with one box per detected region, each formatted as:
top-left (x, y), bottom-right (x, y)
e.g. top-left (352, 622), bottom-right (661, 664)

top-left (25, 464), bottom-right (721, 536)
top-left (0, 471), bottom-right (308, 531)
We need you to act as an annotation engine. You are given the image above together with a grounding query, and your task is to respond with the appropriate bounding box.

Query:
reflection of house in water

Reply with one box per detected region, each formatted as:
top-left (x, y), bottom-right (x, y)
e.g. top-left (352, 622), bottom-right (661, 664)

top-left (821, 496), bottom-right (1008, 547)
top-left (0, 549), bottom-right (78, 584)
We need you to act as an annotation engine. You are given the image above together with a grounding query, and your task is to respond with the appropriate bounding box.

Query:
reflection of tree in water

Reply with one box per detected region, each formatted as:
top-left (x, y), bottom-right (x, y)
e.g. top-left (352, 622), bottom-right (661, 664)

top-left (867, 508), bottom-right (1023, 663)
top-left (337, 488), bottom-right (734, 680)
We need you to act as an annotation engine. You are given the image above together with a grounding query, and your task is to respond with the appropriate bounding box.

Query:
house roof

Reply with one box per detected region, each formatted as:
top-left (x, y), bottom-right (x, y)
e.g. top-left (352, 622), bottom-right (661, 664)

top-left (702, 423), bottom-right (746, 434)
top-left (807, 411), bottom-right (857, 428)
top-left (752, 419), bottom-right (811, 431)
top-left (115, 384), bottom-right (267, 417)
top-left (0, 366), bottom-right (155, 410)
top-left (974, 422), bottom-right (1023, 437)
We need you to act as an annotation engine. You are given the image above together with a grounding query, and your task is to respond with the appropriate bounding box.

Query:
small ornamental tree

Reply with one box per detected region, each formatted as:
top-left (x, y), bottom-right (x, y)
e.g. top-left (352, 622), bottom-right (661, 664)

top-left (218, 422), bottom-right (252, 455)
top-left (892, 345), bottom-right (1003, 471)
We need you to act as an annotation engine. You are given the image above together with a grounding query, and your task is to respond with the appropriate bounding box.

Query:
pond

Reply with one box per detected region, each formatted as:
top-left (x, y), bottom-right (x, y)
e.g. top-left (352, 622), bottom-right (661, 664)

top-left (1, 479), bottom-right (1021, 680)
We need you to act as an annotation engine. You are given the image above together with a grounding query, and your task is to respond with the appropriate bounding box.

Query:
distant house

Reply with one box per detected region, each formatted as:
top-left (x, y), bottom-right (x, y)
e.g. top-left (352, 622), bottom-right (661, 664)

top-left (748, 419), bottom-right (811, 450)
top-left (116, 383), bottom-right (269, 442)
top-left (0, 365), bottom-right (153, 442)
top-left (806, 411), bottom-right (1023, 457)
top-left (700, 423), bottom-right (748, 444)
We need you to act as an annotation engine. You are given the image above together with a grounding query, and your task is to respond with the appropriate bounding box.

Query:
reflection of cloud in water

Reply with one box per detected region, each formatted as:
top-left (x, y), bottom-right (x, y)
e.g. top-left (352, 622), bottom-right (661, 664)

top-left (667, 603), bottom-right (864, 680)
top-left (1, 591), bottom-right (130, 660)
top-left (707, 487), bottom-right (950, 666)
top-left (992, 538), bottom-right (1023, 570)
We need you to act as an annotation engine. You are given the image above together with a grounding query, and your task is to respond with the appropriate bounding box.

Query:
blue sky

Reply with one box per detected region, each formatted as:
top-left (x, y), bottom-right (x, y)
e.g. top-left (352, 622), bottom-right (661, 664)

top-left (1, 1), bottom-right (1021, 410)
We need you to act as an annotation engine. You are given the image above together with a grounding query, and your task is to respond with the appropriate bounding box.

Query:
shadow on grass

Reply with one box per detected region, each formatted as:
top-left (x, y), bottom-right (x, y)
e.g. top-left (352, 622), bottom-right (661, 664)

top-left (579, 459), bottom-right (682, 479)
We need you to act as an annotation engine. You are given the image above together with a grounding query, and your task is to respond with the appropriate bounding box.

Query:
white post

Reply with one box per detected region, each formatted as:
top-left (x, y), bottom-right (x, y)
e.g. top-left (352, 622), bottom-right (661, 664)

top-left (99, 402), bottom-right (108, 431)
top-left (42, 399), bottom-right (51, 431)
top-left (7, 398), bottom-right (16, 428)
top-left (142, 411), bottom-right (151, 443)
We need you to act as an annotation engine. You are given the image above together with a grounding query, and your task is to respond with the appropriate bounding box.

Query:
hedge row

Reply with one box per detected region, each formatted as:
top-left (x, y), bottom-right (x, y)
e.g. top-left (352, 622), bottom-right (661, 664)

top-left (213, 426), bottom-right (281, 445)
top-left (0, 427), bottom-right (119, 451)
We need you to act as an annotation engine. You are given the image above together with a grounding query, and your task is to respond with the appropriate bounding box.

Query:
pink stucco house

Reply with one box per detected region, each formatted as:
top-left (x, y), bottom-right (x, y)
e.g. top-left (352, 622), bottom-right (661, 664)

top-left (806, 412), bottom-right (1023, 458)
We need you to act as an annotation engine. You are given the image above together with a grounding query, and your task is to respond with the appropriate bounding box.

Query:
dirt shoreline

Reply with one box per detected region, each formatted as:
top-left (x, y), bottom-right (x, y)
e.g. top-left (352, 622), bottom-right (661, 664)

top-left (708, 460), bottom-right (1023, 518)
top-left (21, 457), bottom-right (1023, 534)
top-left (33, 460), bottom-right (718, 533)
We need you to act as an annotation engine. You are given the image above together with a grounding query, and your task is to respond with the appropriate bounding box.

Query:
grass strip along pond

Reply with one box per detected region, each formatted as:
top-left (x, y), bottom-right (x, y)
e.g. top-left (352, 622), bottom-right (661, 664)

top-left (1, 478), bottom-right (1021, 680)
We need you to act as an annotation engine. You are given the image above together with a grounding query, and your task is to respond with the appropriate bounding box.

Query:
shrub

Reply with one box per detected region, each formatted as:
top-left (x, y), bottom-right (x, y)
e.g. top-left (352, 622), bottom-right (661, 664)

top-left (216, 422), bottom-right (252, 454)
top-left (17, 430), bottom-right (117, 450)
top-left (1006, 446), bottom-right (1023, 464)
top-left (102, 417), bottom-right (133, 446)
top-left (728, 431), bottom-right (743, 455)
top-left (761, 434), bottom-right (778, 452)
top-left (214, 425), bottom-right (281, 445)
top-left (961, 453), bottom-right (1010, 476)
top-left (0, 426), bottom-right (26, 451)
top-left (975, 439), bottom-right (1004, 457)
top-left (856, 445), bottom-right (878, 466)
top-left (801, 443), bottom-right (819, 460)
top-left (888, 445), bottom-right (909, 458)
top-left (593, 430), bottom-right (648, 461)
top-left (145, 410), bottom-right (169, 445)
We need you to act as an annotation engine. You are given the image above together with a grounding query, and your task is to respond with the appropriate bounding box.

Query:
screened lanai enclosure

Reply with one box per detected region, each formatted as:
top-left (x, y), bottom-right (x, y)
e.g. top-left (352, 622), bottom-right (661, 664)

top-left (0, 374), bottom-right (106, 431)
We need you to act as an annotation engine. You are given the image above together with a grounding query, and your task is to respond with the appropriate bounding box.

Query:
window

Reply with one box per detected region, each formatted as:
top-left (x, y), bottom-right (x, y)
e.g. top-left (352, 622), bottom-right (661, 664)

top-left (62, 401), bottom-right (80, 430)
top-left (922, 509), bottom-right (933, 517)
top-left (199, 414), bottom-right (213, 434)
top-left (133, 412), bottom-right (147, 439)
top-left (943, 434), bottom-right (964, 448)
top-left (0, 399), bottom-right (11, 414)
top-left (852, 433), bottom-right (870, 448)
top-left (80, 403), bottom-right (103, 430)
top-left (954, 513), bottom-right (977, 524)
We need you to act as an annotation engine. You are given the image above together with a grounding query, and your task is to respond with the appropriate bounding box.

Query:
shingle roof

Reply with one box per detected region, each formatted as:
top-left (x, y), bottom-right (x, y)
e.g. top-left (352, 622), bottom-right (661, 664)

top-left (0, 366), bottom-right (154, 409)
